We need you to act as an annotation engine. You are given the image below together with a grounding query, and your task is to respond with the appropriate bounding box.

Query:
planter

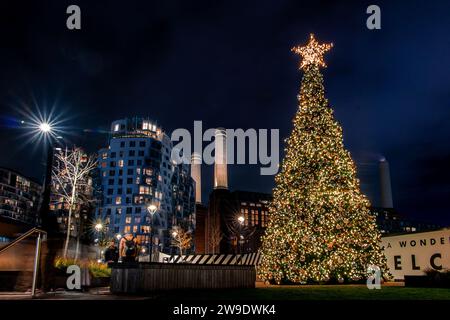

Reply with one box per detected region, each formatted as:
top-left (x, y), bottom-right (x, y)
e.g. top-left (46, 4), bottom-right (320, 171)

top-left (91, 276), bottom-right (110, 287)
top-left (404, 275), bottom-right (450, 288)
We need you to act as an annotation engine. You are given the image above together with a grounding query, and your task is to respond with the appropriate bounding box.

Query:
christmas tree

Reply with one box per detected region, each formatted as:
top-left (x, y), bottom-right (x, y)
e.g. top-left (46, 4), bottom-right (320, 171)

top-left (258, 34), bottom-right (389, 284)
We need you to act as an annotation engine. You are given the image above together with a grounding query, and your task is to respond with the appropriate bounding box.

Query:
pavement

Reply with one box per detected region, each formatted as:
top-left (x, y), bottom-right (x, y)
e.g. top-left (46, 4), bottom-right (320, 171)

top-left (0, 287), bottom-right (146, 300)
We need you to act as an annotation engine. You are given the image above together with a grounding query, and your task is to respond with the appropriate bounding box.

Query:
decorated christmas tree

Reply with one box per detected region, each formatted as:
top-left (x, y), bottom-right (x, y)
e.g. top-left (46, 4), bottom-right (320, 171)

top-left (258, 34), bottom-right (389, 284)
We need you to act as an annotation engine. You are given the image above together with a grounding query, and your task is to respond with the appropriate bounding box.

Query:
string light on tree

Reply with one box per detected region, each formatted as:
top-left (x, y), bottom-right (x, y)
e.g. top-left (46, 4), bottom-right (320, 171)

top-left (258, 34), bottom-right (390, 284)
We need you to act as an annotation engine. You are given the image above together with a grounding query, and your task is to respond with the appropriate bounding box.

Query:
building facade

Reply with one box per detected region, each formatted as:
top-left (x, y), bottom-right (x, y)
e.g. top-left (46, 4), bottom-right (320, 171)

top-left (0, 167), bottom-right (42, 228)
top-left (95, 117), bottom-right (195, 253)
top-left (206, 189), bottom-right (271, 254)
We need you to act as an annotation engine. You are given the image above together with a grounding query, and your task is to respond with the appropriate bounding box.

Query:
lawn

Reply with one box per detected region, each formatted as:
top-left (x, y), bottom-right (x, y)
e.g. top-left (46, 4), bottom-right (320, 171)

top-left (153, 284), bottom-right (450, 300)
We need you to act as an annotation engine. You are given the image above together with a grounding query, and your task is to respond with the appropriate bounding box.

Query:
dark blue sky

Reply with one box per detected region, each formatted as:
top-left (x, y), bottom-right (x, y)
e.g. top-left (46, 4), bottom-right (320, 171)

top-left (0, 0), bottom-right (449, 226)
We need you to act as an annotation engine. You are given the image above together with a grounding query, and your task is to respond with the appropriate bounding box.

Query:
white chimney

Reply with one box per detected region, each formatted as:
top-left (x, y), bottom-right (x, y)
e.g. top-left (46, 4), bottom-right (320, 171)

top-left (379, 159), bottom-right (393, 208)
top-left (191, 152), bottom-right (202, 204)
top-left (214, 128), bottom-right (228, 189)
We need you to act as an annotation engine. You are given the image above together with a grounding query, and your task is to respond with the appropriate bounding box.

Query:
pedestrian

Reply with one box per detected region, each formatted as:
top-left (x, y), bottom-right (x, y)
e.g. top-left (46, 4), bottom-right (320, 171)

top-left (119, 233), bottom-right (138, 263)
top-left (104, 240), bottom-right (119, 266)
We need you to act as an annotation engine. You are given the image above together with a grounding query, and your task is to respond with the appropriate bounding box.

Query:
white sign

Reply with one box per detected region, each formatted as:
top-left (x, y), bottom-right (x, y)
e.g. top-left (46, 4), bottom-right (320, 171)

top-left (381, 229), bottom-right (450, 280)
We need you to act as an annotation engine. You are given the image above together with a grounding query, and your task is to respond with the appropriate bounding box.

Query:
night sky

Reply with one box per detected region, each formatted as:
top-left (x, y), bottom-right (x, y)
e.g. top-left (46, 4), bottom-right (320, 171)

top-left (0, 0), bottom-right (449, 226)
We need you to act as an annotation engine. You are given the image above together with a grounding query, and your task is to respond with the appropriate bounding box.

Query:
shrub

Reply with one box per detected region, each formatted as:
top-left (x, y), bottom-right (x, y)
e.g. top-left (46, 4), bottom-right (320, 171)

top-left (53, 257), bottom-right (111, 278)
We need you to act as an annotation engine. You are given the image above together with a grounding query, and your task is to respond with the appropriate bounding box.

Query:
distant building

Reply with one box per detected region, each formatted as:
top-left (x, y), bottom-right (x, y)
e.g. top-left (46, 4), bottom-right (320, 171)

top-left (371, 207), bottom-right (441, 235)
top-left (95, 117), bottom-right (195, 253)
top-left (206, 190), bottom-right (271, 254)
top-left (0, 167), bottom-right (42, 228)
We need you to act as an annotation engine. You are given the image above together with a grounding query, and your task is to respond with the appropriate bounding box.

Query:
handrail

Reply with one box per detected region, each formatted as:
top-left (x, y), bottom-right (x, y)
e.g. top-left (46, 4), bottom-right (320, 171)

top-left (0, 227), bottom-right (47, 255)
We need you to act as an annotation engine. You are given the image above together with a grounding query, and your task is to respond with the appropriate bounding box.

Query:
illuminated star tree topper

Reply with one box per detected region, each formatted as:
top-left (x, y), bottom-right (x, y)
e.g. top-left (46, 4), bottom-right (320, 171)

top-left (291, 33), bottom-right (333, 69)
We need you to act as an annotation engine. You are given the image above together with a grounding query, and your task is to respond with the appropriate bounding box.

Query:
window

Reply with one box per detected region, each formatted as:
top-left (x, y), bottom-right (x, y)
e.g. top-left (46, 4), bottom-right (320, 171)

top-left (110, 152), bottom-right (116, 158)
top-left (124, 226), bottom-right (131, 234)
top-left (127, 178), bottom-right (133, 184)
top-left (118, 159), bottom-right (124, 167)
top-left (102, 171), bottom-right (107, 177)
top-left (118, 178), bottom-right (123, 184)
top-left (135, 217), bottom-right (141, 224)
top-left (136, 168), bottom-right (141, 174)
top-left (125, 215), bottom-right (132, 224)
top-left (127, 169), bottom-right (133, 175)
top-left (128, 160), bottom-right (134, 166)
top-left (136, 177), bottom-right (140, 184)
top-left (109, 170), bottom-right (115, 176)
top-left (139, 186), bottom-right (150, 195)
top-left (120, 141), bottom-right (125, 148)
top-left (102, 152), bottom-right (108, 159)
top-left (135, 207), bottom-right (141, 213)
top-left (137, 160), bottom-right (142, 166)
top-left (144, 168), bottom-right (153, 176)
top-left (101, 162), bottom-right (107, 168)
top-left (126, 207), bottom-right (132, 214)
top-left (133, 226), bottom-right (138, 233)
top-left (146, 177), bottom-right (152, 185)
top-left (108, 179), bottom-right (114, 185)
top-left (129, 141), bottom-right (136, 147)
top-left (110, 161), bottom-right (116, 167)
top-left (116, 208), bottom-right (122, 214)
top-left (141, 226), bottom-right (150, 234)
top-left (115, 196), bottom-right (122, 205)
top-left (142, 121), bottom-right (150, 130)
top-left (107, 189), bottom-right (113, 195)
top-left (117, 188), bottom-right (122, 194)
top-left (114, 124), bottom-right (120, 132)
top-left (138, 150), bottom-right (144, 156)
top-left (129, 150), bottom-right (135, 156)
top-left (126, 188), bottom-right (132, 194)
top-left (139, 141), bottom-right (146, 147)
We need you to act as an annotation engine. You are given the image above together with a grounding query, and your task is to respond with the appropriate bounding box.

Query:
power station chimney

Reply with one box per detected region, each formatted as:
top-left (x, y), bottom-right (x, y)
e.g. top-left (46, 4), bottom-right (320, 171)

top-left (214, 128), bottom-right (228, 189)
top-left (191, 152), bottom-right (202, 204)
top-left (379, 158), bottom-right (393, 209)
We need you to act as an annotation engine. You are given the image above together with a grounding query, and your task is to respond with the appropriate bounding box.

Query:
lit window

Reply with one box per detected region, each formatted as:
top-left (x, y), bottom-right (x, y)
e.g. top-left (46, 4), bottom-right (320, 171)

top-left (135, 217), bottom-right (141, 224)
top-left (146, 177), bottom-right (152, 184)
top-left (124, 226), bottom-right (131, 234)
top-left (136, 168), bottom-right (141, 174)
top-left (115, 197), bottom-right (122, 205)
top-left (114, 124), bottom-right (120, 132)
top-left (152, 124), bottom-right (156, 131)
top-left (118, 160), bottom-right (124, 167)
top-left (125, 216), bottom-right (132, 224)
top-left (102, 152), bottom-right (108, 159)
top-left (133, 226), bottom-right (138, 233)
top-left (139, 186), bottom-right (150, 195)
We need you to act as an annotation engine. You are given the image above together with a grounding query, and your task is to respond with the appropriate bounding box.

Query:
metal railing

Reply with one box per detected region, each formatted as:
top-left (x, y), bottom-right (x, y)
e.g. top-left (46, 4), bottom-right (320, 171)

top-left (0, 227), bottom-right (47, 297)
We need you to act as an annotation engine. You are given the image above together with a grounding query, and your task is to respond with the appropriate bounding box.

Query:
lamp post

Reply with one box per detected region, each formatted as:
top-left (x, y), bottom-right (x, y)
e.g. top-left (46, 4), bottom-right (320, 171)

top-left (147, 204), bottom-right (157, 262)
top-left (237, 216), bottom-right (245, 258)
top-left (37, 122), bottom-right (54, 231)
top-left (171, 230), bottom-right (178, 256)
top-left (94, 223), bottom-right (103, 261)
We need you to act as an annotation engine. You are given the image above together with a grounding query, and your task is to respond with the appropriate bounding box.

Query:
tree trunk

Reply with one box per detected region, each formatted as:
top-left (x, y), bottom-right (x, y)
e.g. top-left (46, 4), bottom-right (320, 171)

top-left (63, 179), bottom-right (78, 258)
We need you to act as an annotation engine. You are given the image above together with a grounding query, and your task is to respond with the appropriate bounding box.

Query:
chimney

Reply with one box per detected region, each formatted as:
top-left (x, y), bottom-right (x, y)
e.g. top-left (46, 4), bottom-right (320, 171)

top-left (214, 128), bottom-right (228, 189)
top-left (379, 158), bottom-right (393, 208)
top-left (191, 152), bottom-right (202, 204)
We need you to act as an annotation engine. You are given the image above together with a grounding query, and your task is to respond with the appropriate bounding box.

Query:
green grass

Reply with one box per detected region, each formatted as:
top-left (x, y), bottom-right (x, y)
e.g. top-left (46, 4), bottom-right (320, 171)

top-left (153, 285), bottom-right (450, 300)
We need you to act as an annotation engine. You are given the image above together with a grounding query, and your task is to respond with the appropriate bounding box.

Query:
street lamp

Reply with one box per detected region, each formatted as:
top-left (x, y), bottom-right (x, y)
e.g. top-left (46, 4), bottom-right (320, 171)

top-left (116, 233), bottom-right (122, 240)
top-left (237, 216), bottom-right (245, 256)
top-left (147, 204), bottom-right (157, 262)
top-left (39, 122), bottom-right (52, 133)
top-left (95, 223), bottom-right (103, 232)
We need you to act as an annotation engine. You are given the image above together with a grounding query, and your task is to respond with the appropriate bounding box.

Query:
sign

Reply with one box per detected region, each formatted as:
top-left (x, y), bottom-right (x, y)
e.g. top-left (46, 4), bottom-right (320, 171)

top-left (381, 229), bottom-right (450, 280)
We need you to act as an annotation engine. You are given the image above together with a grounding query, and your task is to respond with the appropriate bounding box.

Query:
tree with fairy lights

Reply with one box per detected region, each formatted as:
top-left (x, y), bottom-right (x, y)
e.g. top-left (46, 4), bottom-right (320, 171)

top-left (258, 34), bottom-right (389, 284)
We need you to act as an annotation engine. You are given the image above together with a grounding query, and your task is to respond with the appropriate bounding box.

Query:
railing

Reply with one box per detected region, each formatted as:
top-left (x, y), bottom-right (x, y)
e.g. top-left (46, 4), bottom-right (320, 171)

top-left (0, 227), bottom-right (47, 297)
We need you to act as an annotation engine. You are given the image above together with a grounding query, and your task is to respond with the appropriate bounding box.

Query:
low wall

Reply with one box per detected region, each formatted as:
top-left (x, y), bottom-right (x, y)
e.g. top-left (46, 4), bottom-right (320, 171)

top-left (110, 263), bottom-right (256, 293)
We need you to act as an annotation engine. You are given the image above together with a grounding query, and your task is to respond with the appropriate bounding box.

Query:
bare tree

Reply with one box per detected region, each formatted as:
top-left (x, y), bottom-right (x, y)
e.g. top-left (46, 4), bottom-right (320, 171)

top-left (51, 147), bottom-right (97, 258)
top-left (208, 216), bottom-right (223, 255)
top-left (171, 225), bottom-right (193, 256)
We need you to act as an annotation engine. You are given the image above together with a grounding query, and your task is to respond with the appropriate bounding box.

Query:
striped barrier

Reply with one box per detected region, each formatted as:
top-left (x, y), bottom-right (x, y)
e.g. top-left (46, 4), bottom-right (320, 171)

top-left (159, 252), bottom-right (261, 266)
